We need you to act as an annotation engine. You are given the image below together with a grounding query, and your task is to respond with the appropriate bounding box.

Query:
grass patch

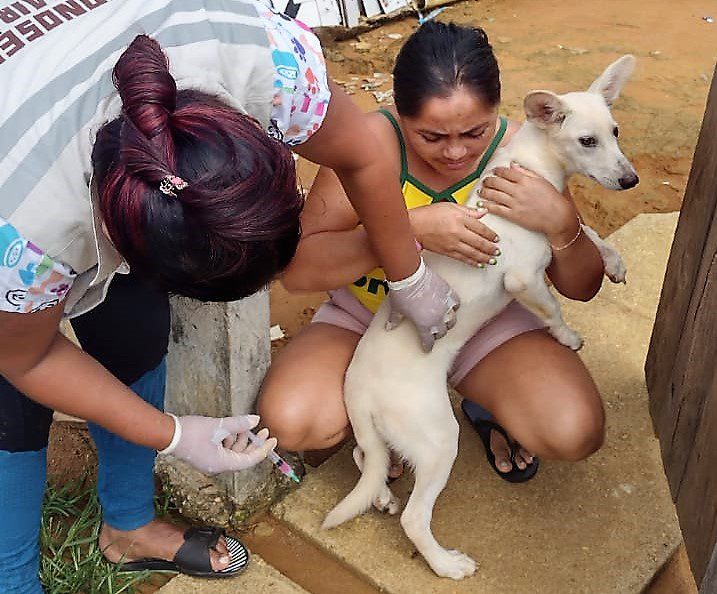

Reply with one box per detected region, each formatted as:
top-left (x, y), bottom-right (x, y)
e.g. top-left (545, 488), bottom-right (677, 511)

top-left (39, 479), bottom-right (173, 594)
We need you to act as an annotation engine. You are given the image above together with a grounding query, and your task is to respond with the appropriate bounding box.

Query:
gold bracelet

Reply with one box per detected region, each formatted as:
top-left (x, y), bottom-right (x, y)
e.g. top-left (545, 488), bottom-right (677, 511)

top-left (550, 215), bottom-right (582, 252)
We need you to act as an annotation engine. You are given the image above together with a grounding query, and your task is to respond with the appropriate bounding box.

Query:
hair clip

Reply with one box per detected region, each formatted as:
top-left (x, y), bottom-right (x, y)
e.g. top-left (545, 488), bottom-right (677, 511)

top-left (159, 175), bottom-right (188, 197)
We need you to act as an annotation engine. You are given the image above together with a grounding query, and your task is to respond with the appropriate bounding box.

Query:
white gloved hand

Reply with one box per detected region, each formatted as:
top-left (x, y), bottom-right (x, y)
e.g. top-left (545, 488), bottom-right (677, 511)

top-left (158, 413), bottom-right (277, 476)
top-left (387, 257), bottom-right (460, 353)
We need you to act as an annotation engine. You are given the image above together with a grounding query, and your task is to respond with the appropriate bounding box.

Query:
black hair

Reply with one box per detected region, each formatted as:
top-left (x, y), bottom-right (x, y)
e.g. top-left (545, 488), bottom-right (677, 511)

top-left (92, 35), bottom-right (302, 302)
top-left (393, 21), bottom-right (501, 117)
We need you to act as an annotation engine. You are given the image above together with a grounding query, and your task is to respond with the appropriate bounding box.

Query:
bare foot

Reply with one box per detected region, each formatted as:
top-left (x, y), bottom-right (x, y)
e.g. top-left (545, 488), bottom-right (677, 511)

top-left (489, 429), bottom-right (534, 473)
top-left (99, 519), bottom-right (231, 572)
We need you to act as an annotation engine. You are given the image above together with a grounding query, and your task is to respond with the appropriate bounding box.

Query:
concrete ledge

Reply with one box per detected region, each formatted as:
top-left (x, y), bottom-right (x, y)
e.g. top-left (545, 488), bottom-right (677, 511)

top-left (155, 554), bottom-right (310, 594)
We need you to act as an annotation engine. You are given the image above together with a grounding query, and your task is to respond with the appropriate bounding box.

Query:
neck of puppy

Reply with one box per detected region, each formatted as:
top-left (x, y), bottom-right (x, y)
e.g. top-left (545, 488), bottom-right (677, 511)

top-left (504, 122), bottom-right (568, 193)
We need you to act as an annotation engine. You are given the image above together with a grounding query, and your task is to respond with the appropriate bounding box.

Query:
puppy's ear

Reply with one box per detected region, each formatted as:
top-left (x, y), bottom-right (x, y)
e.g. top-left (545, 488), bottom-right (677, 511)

top-left (524, 91), bottom-right (567, 128)
top-left (587, 55), bottom-right (636, 107)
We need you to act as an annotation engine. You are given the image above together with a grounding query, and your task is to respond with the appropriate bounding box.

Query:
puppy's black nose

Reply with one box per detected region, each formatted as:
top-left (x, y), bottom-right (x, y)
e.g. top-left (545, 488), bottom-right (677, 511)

top-left (618, 173), bottom-right (639, 189)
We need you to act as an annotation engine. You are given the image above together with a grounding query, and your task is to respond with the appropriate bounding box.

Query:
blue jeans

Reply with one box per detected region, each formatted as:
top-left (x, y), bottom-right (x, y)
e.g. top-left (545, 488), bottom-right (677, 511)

top-left (88, 358), bottom-right (166, 530)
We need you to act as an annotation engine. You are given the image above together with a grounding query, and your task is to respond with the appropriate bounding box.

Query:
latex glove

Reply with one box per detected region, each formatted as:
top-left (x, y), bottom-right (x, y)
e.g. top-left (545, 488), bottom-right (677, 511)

top-left (386, 257), bottom-right (460, 353)
top-left (158, 413), bottom-right (277, 475)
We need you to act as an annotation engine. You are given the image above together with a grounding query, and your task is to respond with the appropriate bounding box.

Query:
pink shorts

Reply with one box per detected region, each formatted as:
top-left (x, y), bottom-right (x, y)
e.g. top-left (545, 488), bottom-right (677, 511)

top-left (312, 287), bottom-right (546, 386)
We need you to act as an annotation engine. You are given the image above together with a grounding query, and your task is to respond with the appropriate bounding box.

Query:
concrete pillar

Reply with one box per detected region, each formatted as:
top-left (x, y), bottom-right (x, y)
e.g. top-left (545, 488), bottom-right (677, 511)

top-left (156, 289), bottom-right (293, 529)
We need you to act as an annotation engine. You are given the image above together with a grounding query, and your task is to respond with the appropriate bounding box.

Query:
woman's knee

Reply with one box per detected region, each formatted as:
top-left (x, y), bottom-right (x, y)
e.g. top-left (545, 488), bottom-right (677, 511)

top-left (257, 324), bottom-right (360, 451)
top-left (258, 384), bottom-right (348, 451)
top-left (539, 398), bottom-right (605, 461)
top-left (257, 389), bottom-right (308, 450)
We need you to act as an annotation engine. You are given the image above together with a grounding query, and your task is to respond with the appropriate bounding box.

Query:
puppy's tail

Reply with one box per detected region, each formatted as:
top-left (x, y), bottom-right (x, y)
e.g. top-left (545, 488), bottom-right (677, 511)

top-left (322, 411), bottom-right (389, 530)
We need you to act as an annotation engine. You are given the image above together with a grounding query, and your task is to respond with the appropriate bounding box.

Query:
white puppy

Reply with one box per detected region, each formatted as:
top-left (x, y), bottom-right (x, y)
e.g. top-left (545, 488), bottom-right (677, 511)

top-left (322, 56), bottom-right (638, 580)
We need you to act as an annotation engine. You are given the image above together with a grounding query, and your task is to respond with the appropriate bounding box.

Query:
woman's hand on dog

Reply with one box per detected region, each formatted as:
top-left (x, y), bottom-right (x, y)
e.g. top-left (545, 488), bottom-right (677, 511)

top-left (410, 203), bottom-right (501, 267)
top-left (479, 163), bottom-right (577, 242)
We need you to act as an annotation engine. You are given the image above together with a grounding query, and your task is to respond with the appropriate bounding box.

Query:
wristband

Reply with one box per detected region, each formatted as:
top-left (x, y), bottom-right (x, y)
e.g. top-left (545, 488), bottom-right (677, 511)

top-left (387, 257), bottom-right (426, 290)
top-left (158, 413), bottom-right (182, 455)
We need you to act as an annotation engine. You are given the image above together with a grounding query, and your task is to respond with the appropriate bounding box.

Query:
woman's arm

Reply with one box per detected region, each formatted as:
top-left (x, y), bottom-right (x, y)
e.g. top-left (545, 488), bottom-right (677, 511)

top-left (0, 304), bottom-right (276, 473)
top-left (545, 213), bottom-right (604, 301)
top-left (480, 164), bottom-right (603, 301)
top-left (281, 164), bottom-right (379, 292)
top-left (296, 82), bottom-right (465, 351)
top-left (0, 305), bottom-right (175, 450)
top-left (282, 156), bottom-right (500, 292)
top-left (294, 81), bottom-right (419, 282)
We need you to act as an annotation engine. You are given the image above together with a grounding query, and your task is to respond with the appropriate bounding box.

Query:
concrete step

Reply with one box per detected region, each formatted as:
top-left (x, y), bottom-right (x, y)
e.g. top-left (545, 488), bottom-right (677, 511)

top-left (270, 212), bottom-right (683, 594)
top-left (154, 553), bottom-right (310, 594)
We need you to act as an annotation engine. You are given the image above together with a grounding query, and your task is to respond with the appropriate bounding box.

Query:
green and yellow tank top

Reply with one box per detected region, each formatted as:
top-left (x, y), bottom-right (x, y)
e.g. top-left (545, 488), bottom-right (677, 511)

top-left (347, 109), bottom-right (507, 314)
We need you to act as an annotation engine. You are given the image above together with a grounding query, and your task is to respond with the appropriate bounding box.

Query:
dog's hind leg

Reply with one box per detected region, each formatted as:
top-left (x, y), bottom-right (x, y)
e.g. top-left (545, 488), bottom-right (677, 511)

top-left (322, 404), bottom-right (392, 529)
top-left (352, 446), bottom-right (400, 515)
top-left (504, 271), bottom-right (583, 350)
top-left (399, 419), bottom-right (476, 580)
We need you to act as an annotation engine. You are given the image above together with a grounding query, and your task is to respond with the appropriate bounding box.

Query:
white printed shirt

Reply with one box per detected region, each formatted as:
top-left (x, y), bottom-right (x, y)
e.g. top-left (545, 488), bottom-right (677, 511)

top-left (263, 7), bottom-right (330, 145)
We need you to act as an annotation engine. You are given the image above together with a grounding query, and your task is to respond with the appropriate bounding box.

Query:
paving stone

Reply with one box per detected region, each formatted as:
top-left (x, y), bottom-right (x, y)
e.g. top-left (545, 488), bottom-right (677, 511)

top-left (592, 212), bottom-right (679, 320)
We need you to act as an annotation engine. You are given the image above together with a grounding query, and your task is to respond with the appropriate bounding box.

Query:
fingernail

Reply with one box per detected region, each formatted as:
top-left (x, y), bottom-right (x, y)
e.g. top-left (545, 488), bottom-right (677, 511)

top-left (493, 235), bottom-right (500, 242)
top-left (494, 248), bottom-right (501, 256)
top-left (219, 555), bottom-right (230, 564)
top-left (478, 263), bottom-right (486, 269)
top-left (475, 207), bottom-right (487, 216)
top-left (247, 414), bottom-right (260, 424)
top-left (489, 258), bottom-right (497, 265)
top-left (477, 200), bottom-right (484, 208)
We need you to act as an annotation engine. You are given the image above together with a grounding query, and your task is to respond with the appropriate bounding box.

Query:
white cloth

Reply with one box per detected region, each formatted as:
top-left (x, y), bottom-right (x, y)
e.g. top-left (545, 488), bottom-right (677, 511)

top-left (263, 8), bottom-right (331, 145)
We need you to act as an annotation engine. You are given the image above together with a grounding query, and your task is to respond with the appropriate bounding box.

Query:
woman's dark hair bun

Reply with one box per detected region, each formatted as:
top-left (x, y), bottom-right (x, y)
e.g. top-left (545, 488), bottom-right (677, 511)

top-left (113, 34), bottom-right (177, 140)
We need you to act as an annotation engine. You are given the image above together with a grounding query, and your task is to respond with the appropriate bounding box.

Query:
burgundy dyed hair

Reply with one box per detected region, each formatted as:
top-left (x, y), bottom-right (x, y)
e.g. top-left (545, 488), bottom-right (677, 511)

top-left (92, 35), bottom-right (303, 302)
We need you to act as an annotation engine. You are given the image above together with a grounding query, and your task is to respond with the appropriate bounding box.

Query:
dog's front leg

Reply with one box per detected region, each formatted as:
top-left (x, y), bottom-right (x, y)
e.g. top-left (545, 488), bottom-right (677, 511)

top-left (581, 224), bottom-right (627, 284)
top-left (504, 271), bottom-right (583, 350)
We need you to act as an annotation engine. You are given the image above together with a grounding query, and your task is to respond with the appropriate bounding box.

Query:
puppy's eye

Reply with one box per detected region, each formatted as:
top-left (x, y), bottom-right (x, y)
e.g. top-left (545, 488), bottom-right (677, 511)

top-left (579, 136), bottom-right (597, 148)
top-left (613, 127), bottom-right (619, 138)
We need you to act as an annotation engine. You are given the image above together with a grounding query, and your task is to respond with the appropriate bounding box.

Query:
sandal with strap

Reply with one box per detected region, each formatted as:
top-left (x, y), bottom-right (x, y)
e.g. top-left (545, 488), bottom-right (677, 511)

top-left (461, 400), bottom-right (539, 483)
top-left (117, 526), bottom-right (249, 578)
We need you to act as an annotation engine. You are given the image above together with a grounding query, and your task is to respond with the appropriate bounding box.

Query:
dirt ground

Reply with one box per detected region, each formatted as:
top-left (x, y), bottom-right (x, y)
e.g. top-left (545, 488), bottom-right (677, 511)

top-left (47, 0), bottom-right (715, 592)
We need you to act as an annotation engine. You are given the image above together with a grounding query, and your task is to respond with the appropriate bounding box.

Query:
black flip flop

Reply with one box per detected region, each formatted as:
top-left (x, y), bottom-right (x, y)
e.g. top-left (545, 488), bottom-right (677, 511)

top-left (117, 526), bottom-right (249, 578)
top-left (460, 400), bottom-right (539, 483)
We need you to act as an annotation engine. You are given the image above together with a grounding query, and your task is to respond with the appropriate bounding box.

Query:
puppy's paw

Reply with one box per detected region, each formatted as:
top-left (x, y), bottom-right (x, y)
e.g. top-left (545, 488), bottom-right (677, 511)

top-left (603, 252), bottom-right (628, 284)
top-left (373, 487), bottom-right (401, 515)
top-left (426, 548), bottom-right (477, 580)
top-left (550, 325), bottom-right (583, 351)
